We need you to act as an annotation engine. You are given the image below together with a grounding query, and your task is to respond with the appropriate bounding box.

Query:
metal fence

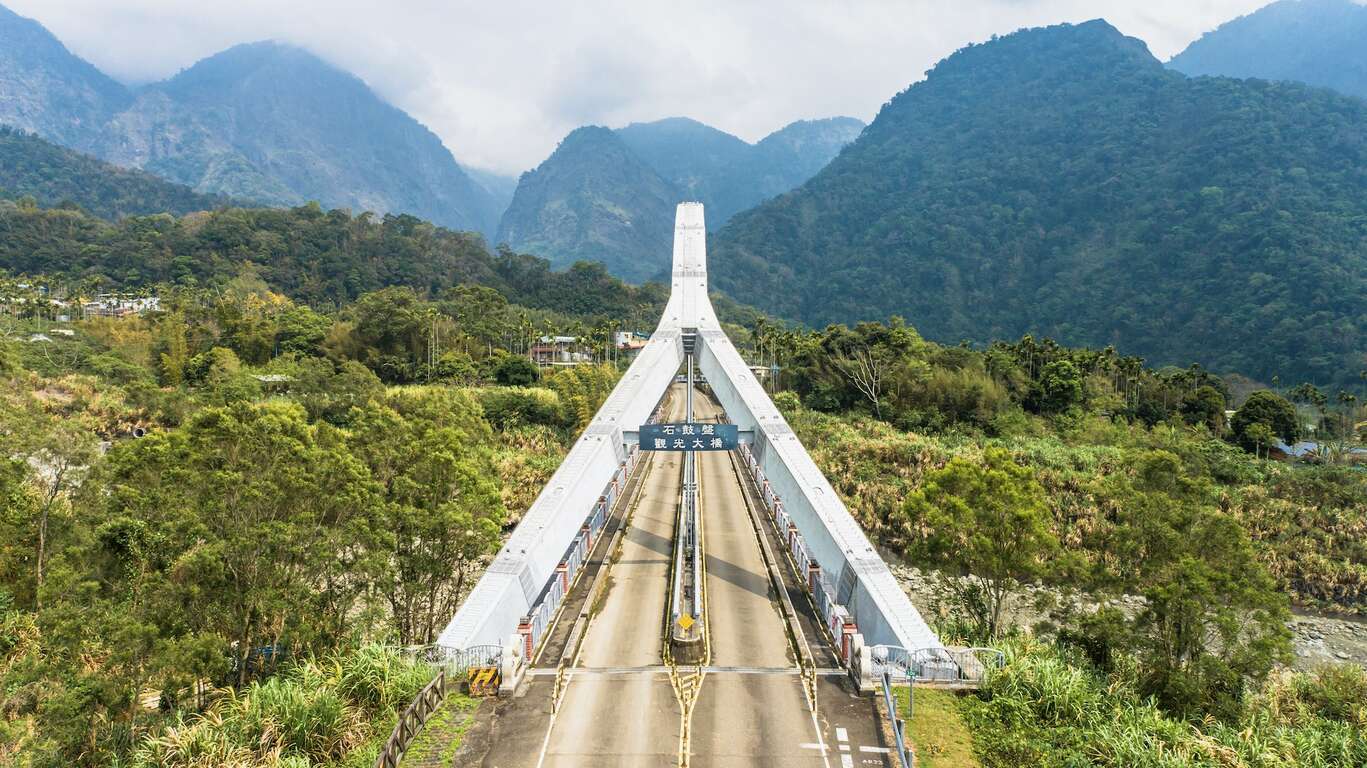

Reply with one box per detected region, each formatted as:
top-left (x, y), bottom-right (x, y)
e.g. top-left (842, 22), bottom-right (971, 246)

top-left (521, 449), bottom-right (635, 655)
top-left (373, 668), bottom-right (446, 768)
top-left (871, 644), bottom-right (1004, 684)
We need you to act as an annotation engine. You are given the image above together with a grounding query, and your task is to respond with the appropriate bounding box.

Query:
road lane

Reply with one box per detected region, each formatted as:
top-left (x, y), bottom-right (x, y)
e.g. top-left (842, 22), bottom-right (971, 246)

top-left (537, 385), bottom-right (686, 768)
top-left (689, 390), bottom-right (829, 768)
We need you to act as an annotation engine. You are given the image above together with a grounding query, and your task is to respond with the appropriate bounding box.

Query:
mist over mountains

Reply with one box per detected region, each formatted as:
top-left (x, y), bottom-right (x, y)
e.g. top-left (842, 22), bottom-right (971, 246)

top-left (1169, 0), bottom-right (1367, 101)
top-left (0, 3), bottom-right (501, 235)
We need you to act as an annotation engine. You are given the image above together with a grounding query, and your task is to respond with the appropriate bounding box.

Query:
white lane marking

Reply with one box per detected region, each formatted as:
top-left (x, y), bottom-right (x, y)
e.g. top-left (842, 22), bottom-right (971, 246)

top-left (839, 743), bottom-right (851, 751)
top-left (800, 743), bottom-right (828, 751)
top-left (840, 755), bottom-right (854, 768)
top-left (859, 746), bottom-right (892, 754)
top-left (836, 727), bottom-right (849, 742)
top-left (808, 708), bottom-right (832, 768)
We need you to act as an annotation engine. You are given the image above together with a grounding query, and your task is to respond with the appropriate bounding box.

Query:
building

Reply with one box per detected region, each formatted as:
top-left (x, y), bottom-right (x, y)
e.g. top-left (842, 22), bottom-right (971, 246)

top-left (81, 295), bottom-right (161, 319)
top-left (530, 336), bottom-right (589, 366)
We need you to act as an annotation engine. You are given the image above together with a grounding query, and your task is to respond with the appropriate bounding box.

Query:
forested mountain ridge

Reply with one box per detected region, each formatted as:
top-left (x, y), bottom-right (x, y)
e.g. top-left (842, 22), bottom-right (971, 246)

top-left (495, 126), bottom-right (681, 283)
top-left (0, 126), bottom-right (227, 218)
top-left (1169, 0), bottom-right (1367, 101)
top-left (0, 5), bottom-right (501, 236)
top-left (498, 116), bottom-right (863, 283)
top-left (616, 115), bottom-right (865, 227)
top-left (0, 3), bottom-right (127, 148)
top-left (709, 20), bottom-right (1367, 389)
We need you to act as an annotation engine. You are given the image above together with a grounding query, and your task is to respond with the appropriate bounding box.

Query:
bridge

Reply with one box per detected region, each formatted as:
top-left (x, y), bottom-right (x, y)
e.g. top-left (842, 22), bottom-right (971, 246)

top-left (422, 203), bottom-right (951, 767)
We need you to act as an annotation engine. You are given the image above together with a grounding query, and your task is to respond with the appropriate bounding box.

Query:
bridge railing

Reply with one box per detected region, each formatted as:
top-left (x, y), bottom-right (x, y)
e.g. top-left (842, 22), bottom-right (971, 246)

top-left (373, 668), bottom-right (446, 768)
top-left (520, 447), bottom-right (636, 656)
top-left (871, 644), bottom-right (1004, 685)
top-left (737, 442), bottom-right (862, 666)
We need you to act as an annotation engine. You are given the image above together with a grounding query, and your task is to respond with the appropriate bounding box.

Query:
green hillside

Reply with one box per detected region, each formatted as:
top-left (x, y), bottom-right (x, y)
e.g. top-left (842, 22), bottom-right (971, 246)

top-left (497, 117), bottom-right (863, 283)
top-left (495, 126), bottom-right (681, 283)
top-left (709, 20), bottom-right (1367, 389)
top-left (0, 126), bottom-right (225, 218)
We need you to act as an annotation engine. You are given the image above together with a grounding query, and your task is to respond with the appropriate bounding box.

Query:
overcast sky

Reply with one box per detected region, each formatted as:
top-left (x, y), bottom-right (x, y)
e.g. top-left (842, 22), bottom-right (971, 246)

top-left (7, 0), bottom-right (1276, 175)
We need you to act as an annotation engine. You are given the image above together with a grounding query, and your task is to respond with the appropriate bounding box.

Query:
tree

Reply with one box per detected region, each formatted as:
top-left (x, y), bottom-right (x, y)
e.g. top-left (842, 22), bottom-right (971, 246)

top-left (1029, 359), bottom-right (1085, 414)
top-left (902, 447), bottom-right (1062, 638)
top-left (348, 390), bottom-right (504, 645)
top-left (1096, 451), bottom-right (1290, 719)
top-left (494, 355), bottom-right (539, 386)
top-left (821, 319), bottom-right (921, 419)
top-left (98, 401), bottom-right (382, 684)
top-left (1231, 390), bottom-right (1299, 451)
top-left (1179, 384), bottom-right (1226, 433)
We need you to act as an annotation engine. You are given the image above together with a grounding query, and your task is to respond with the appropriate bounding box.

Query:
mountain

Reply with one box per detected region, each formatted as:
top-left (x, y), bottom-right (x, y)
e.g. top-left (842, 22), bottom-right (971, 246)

top-left (0, 3), bottom-right (128, 148)
top-left (616, 116), bottom-right (864, 227)
top-left (709, 20), bottom-right (1367, 389)
top-left (498, 116), bottom-right (863, 282)
top-left (1169, 0), bottom-right (1367, 101)
top-left (466, 166), bottom-right (519, 222)
top-left (0, 6), bottom-right (499, 236)
top-left (495, 126), bottom-right (678, 284)
top-left (0, 126), bottom-right (225, 218)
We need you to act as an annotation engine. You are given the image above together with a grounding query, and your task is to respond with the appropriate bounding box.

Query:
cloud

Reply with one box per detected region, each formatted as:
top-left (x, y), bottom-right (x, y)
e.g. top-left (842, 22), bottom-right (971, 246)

top-left (5, 0), bottom-right (1274, 174)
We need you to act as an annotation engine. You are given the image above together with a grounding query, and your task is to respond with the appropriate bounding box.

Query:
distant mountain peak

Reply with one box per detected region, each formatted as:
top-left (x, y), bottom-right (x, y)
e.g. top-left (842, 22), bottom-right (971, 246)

top-left (1169, 0), bottom-right (1367, 101)
top-left (709, 18), bottom-right (1367, 391)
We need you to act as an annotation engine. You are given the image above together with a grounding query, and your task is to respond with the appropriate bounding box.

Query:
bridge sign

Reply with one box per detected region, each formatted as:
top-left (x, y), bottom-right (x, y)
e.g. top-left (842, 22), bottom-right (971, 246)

top-left (640, 422), bottom-right (738, 451)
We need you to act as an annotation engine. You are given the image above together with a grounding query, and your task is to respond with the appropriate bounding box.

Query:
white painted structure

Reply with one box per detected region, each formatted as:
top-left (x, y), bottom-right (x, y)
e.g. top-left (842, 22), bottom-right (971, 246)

top-left (438, 203), bottom-right (939, 654)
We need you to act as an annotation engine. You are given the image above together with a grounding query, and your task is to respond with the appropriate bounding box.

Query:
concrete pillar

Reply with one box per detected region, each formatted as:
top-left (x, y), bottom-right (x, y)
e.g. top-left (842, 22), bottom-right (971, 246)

top-left (852, 634), bottom-right (876, 694)
top-left (557, 562), bottom-right (570, 592)
top-left (788, 522), bottom-right (798, 550)
top-left (808, 560), bottom-right (821, 593)
top-left (841, 618), bottom-right (858, 665)
top-left (581, 523), bottom-right (592, 551)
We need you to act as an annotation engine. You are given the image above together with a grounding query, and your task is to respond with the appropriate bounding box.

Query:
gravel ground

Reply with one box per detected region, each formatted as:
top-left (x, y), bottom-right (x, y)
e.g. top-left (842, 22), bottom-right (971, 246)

top-left (890, 563), bottom-right (1367, 670)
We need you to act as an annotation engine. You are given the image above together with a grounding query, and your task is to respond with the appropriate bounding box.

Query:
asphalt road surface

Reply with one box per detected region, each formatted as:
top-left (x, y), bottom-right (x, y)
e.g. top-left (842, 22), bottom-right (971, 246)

top-left (535, 387), bottom-right (686, 767)
top-left (480, 384), bottom-right (890, 768)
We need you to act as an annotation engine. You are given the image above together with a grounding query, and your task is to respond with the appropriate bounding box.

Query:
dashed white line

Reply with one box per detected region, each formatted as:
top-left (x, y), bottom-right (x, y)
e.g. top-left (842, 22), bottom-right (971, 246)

top-left (836, 727), bottom-right (849, 743)
top-left (859, 745), bottom-right (892, 754)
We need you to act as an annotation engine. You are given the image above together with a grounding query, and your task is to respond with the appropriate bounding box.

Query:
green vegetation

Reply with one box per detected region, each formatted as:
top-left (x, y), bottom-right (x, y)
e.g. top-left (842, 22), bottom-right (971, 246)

top-left (962, 641), bottom-right (1366, 768)
top-left (497, 117), bottom-right (864, 283)
top-left (0, 251), bottom-right (633, 764)
top-left (712, 20), bottom-right (1367, 390)
top-left (0, 202), bottom-right (670, 317)
top-left (401, 693), bottom-right (481, 767)
top-left (761, 311), bottom-right (1364, 764)
top-left (0, 127), bottom-right (227, 218)
top-left (896, 687), bottom-right (980, 768)
top-left (128, 644), bottom-right (432, 768)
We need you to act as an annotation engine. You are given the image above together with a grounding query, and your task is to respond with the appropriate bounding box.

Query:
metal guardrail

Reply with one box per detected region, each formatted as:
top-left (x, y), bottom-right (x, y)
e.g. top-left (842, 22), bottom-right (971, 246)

top-left (882, 668), bottom-right (913, 768)
top-left (373, 669), bottom-right (446, 768)
top-left (415, 644), bottom-right (502, 678)
top-left (872, 645), bottom-right (1004, 684)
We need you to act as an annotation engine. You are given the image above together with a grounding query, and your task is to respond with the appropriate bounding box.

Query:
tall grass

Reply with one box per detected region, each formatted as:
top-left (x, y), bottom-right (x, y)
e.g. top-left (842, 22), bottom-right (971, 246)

top-left (131, 644), bottom-right (433, 768)
top-left (963, 639), bottom-right (1367, 768)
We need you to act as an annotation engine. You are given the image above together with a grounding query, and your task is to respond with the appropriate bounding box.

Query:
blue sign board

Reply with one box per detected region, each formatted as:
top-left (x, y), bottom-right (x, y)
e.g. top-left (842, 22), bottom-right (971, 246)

top-left (639, 422), bottom-right (738, 451)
